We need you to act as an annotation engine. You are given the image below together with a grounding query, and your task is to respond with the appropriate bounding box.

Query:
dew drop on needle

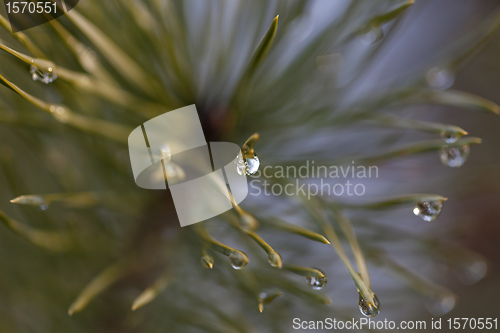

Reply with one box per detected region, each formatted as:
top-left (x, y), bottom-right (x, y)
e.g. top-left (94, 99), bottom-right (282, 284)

top-left (30, 65), bottom-right (57, 84)
top-left (358, 293), bottom-right (381, 317)
top-left (413, 201), bottom-right (443, 221)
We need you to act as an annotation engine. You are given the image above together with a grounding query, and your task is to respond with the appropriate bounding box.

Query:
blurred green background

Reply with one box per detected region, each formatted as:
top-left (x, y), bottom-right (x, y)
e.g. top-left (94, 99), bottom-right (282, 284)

top-left (0, 0), bottom-right (499, 332)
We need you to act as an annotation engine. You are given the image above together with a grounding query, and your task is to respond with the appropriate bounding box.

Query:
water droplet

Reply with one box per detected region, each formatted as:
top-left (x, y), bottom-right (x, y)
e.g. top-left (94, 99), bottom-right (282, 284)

top-left (306, 268), bottom-right (328, 290)
top-left (358, 293), bottom-right (380, 317)
top-left (200, 255), bottom-right (214, 269)
top-left (456, 260), bottom-right (487, 285)
top-left (235, 151), bottom-right (260, 176)
top-left (30, 65), bottom-right (57, 84)
top-left (229, 251), bottom-right (248, 270)
top-left (426, 295), bottom-right (456, 316)
top-left (426, 67), bottom-right (454, 90)
top-left (439, 145), bottom-right (470, 168)
top-left (413, 201), bottom-right (443, 222)
top-left (440, 130), bottom-right (461, 144)
top-left (358, 25), bottom-right (384, 44)
top-left (268, 251), bottom-right (282, 268)
top-left (40, 204), bottom-right (49, 211)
